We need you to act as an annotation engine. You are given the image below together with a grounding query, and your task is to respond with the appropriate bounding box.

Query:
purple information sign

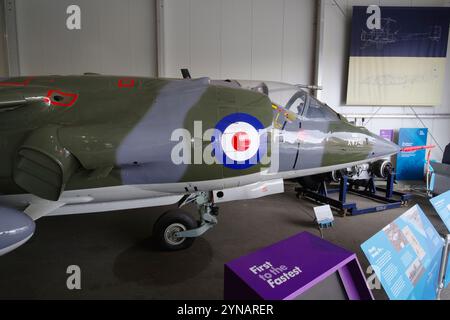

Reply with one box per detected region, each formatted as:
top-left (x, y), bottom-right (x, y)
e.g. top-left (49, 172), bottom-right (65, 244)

top-left (380, 129), bottom-right (394, 142)
top-left (224, 232), bottom-right (373, 300)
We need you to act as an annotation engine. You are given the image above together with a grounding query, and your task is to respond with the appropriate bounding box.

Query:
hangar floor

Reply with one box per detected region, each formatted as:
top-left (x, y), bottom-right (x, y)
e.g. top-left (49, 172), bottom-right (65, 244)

top-left (0, 182), bottom-right (448, 300)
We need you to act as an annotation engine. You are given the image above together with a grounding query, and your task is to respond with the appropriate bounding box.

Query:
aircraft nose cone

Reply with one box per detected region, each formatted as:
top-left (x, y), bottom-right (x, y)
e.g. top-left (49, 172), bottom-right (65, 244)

top-left (372, 136), bottom-right (401, 158)
top-left (0, 207), bottom-right (35, 256)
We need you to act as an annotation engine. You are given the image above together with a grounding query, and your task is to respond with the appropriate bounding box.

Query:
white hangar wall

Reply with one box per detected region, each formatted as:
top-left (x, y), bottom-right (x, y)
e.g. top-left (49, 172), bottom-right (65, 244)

top-left (161, 0), bottom-right (316, 87)
top-left (13, 0), bottom-right (158, 77)
top-left (161, 0), bottom-right (450, 160)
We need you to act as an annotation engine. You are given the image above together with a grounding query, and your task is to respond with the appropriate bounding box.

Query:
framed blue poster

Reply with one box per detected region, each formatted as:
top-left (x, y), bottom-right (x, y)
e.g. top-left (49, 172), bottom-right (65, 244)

top-left (396, 128), bottom-right (428, 180)
top-left (347, 6), bottom-right (450, 106)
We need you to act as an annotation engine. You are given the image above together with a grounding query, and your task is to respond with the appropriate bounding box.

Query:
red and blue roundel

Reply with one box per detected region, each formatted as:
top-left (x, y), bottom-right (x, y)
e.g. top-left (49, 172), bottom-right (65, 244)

top-left (213, 113), bottom-right (267, 170)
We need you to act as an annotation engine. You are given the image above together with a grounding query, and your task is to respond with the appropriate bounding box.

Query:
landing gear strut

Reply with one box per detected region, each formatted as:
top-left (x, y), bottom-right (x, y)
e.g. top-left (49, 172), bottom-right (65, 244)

top-left (153, 192), bottom-right (219, 251)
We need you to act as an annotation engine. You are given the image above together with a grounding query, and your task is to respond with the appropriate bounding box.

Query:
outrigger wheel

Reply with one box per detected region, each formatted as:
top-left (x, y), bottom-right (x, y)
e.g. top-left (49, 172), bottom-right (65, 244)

top-left (153, 209), bottom-right (198, 251)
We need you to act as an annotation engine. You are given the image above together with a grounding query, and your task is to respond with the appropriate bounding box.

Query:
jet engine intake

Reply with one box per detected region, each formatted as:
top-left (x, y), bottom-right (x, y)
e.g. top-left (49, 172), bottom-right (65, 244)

top-left (370, 160), bottom-right (393, 179)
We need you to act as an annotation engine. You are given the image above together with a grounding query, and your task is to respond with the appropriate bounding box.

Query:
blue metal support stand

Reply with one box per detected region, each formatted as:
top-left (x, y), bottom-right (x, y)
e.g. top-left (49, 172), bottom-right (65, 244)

top-left (295, 171), bottom-right (413, 216)
top-left (339, 175), bottom-right (347, 203)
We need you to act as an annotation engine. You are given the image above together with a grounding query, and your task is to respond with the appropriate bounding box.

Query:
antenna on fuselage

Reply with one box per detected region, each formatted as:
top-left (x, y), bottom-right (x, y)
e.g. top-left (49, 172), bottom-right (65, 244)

top-left (295, 84), bottom-right (322, 91)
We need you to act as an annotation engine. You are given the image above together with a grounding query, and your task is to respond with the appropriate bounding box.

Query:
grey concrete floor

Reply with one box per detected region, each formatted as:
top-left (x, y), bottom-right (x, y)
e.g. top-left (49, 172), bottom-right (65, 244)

top-left (0, 182), bottom-right (448, 300)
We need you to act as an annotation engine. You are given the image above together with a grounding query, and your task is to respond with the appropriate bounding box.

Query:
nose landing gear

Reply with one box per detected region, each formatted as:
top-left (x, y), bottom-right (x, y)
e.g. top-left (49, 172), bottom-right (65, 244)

top-left (153, 192), bottom-right (219, 251)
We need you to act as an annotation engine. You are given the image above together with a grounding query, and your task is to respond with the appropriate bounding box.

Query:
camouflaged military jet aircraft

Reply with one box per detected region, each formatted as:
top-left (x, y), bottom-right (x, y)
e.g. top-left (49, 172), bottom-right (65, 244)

top-left (0, 74), bottom-right (400, 254)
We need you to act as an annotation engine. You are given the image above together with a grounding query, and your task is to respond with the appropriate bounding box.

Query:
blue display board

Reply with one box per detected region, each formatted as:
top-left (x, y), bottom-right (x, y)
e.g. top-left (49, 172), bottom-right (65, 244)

top-left (430, 190), bottom-right (450, 287)
top-left (430, 191), bottom-right (450, 232)
top-left (396, 128), bottom-right (428, 180)
top-left (361, 205), bottom-right (443, 300)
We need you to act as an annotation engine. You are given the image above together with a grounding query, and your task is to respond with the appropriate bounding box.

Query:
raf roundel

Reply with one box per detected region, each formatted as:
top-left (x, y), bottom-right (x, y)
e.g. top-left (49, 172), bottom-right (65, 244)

top-left (213, 113), bottom-right (267, 170)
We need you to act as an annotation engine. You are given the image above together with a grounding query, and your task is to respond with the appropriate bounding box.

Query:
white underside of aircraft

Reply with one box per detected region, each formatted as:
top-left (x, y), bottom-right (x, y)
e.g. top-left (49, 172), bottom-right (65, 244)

top-left (0, 154), bottom-right (391, 221)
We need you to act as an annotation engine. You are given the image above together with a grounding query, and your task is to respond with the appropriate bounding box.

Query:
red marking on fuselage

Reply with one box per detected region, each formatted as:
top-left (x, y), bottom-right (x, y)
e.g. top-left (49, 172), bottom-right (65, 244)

top-left (46, 90), bottom-right (79, 107)
top-left (118, 78), bottom-right (135, 88)
top-left (0, 77), bottom-right (34, 87)
top-left (232, 132), bottom-right (250, 152)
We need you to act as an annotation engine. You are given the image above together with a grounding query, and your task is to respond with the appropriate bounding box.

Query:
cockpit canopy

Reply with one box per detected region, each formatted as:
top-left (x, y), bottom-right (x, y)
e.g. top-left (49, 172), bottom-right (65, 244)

top-left (212, 79), bottom-right (342, 122)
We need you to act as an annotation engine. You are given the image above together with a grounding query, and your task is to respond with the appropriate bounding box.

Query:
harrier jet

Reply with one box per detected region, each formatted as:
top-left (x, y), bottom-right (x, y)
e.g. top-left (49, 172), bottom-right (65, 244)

top-left (0, 74), bottom-right (399, 254)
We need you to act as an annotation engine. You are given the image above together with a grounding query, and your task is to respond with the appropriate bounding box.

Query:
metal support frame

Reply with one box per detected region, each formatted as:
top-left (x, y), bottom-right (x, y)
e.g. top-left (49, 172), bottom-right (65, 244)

top-left (156, 0), bottom-right (165, 77)
top-left (176, 191), bottom-right (218, 238)
top-left (437, 234), bottom-right (450, 300)
top-left (313, 0), bottom-right (325, 99)
top-left (339, 175), bottom-right (347, 203)
top-left (367, 177), bottom-right (376, 194)
top-left (3, 0), bottom-right (19, 76)
top-left (318, 181), bottom-right (327, 196)
top-left (0, 0), bottom-right (7, 76)
top-left (386, 172), bottom-right (394, 198)
top-left (344, 113), bottom-right (450, 119)
top-left (296, 171), bottom-right (413, 216)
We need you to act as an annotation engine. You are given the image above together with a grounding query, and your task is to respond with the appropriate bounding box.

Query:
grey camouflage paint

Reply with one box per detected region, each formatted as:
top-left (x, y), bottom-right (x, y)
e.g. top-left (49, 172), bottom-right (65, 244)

top-left (117, 78), bottom-right (209, 184)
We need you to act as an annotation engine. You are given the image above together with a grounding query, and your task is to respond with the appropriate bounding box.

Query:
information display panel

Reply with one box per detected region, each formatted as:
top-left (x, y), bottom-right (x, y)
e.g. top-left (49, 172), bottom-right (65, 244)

top-left (361, 205), bottom-right (443, 299)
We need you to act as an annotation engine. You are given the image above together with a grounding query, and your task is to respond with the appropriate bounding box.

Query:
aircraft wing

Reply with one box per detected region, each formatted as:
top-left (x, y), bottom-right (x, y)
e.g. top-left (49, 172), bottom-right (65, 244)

top-left (0, 205), bottom-right (35, 256)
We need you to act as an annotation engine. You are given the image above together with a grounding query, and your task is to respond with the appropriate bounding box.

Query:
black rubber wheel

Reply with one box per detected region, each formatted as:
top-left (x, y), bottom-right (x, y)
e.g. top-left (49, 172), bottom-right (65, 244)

top-left (153, 209), bottom-right (198, 251)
